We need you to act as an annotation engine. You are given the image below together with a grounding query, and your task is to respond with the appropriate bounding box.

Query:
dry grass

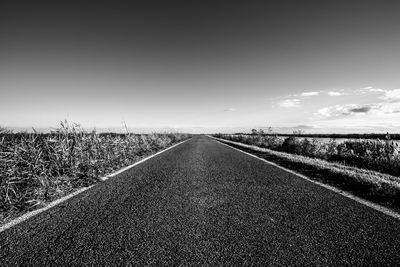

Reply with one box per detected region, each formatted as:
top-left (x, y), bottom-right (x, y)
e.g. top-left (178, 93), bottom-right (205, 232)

top-left (213, 136), bottom-right (400, 211)
top-left (214, 133), bottom-right (400, 177)
top-left (0, 121), bottom-right (191, 216)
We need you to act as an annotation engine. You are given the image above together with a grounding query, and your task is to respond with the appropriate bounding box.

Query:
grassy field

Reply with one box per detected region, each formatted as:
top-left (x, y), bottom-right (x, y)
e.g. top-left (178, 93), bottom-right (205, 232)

top-left (0, 121), bottom-right (191, 220)
top-left (213, 135), bottom-right (400, 211)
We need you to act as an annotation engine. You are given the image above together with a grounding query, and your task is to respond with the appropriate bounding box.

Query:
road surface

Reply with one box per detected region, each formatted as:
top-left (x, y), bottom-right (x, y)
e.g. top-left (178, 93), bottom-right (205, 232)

top-left (1, 136), bottom-right (399, 266)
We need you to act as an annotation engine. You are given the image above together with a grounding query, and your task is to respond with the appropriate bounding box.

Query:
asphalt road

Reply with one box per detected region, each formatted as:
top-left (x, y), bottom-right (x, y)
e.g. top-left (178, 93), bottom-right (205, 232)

top-left (1, 136), bottom-right (399, 266)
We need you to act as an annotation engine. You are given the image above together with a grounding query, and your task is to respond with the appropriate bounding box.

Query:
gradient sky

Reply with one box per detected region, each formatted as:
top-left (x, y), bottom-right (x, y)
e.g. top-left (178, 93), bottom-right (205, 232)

top-left (1, 1), bottom-right (400, 133)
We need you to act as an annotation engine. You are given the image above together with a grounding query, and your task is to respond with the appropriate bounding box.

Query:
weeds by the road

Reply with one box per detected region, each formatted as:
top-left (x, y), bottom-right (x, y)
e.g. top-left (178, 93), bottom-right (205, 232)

top-left (213, 133), bottom-right (400, 177)
top-left (213, 136), bottom-right (400, 211)
top-left (0, 121), bottom-right (191, 217)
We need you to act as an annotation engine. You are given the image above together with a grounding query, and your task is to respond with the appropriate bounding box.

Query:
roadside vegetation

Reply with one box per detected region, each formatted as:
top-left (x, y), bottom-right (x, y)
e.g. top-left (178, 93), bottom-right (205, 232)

top-left (236, 130), bottom-right (400, 140)
top-left (0, 121), bottom-right (191, 220)
top-left (214, 130), bottom-right (400, 177)
top-left (213, 132), bottom-right (400, 211)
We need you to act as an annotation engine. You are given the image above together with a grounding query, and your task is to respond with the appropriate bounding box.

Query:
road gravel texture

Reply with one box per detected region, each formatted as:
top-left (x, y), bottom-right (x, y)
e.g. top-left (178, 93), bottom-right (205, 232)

top-left (1, 136), bottom-right (399, 266)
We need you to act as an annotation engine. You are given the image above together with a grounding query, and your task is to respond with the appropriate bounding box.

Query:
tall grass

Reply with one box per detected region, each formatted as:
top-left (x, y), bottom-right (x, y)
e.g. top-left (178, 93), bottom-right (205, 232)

top-left (0, 121), bottom-right (191, 213)
top-left (214, 133), bottom-right (400, 177)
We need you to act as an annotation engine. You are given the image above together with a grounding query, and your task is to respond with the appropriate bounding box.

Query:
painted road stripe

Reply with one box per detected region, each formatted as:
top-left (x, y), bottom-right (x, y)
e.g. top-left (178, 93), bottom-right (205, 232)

top-left (209, 136), bottom-right (400, 220)
top-left (0, 138), bottom-right (191, 233)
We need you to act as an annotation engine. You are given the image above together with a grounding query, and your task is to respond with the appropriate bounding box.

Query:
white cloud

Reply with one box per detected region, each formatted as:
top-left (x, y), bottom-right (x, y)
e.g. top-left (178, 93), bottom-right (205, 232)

top-left (224, 108), bottom-right (236, 112)
top-left (380, 89), bottom-right (400, 102)
top-left (300, 91), bottom-right (319, 97)
top-left (360, 86), bottom-right (385, 93)
top-left (313, 102), bottom-right (400, 130)
top-left (316, 104), bottom-right (375, 118)
top-left (278, 99), bottom-right (301, 108)
top-left (316, 101), bottom-right (400, 118)
top-left (374, 102), bottom-right (400, 114)
top-left (327, 91), bottom-right (342, 96)
top-left (316, 107), bottom-right (331, 117)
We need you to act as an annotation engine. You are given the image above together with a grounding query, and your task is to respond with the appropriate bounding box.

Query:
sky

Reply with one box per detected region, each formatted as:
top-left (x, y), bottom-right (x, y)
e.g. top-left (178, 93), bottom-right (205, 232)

top-left (1, 0), bottom-right (400, 133)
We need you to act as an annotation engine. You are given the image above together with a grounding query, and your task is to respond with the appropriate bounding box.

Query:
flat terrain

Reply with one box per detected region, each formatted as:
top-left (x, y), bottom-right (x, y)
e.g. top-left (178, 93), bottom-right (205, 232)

top-left (1, 136), bottom-right (399, 266)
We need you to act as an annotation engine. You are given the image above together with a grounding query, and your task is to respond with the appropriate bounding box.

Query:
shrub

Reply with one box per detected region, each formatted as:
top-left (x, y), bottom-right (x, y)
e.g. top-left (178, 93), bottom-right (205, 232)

top-left (281, 136), bottom-right (301, 154)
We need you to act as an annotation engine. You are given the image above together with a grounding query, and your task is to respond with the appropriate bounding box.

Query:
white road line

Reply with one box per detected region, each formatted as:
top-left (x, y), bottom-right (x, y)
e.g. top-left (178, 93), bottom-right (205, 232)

top-left (209, 136), bottom-right (400, 220)
top-left (100, 138), bottom-right (190, 181)
top-left (0, 138), bottom-right (191, 233)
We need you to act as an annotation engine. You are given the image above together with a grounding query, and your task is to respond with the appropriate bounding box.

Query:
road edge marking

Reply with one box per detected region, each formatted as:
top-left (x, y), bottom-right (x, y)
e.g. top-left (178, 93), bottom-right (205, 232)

top-left (208, 136), bottom-right (400, 220)
top-left (100, 138), bottom-right (190, 181)
top-left (0, 138), bottom-right (191, 233)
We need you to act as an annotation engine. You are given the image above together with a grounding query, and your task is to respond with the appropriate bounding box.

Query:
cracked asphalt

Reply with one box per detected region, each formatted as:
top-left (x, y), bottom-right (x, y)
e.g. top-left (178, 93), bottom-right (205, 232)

top-left (1, 135), bottom-right (399, 266)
